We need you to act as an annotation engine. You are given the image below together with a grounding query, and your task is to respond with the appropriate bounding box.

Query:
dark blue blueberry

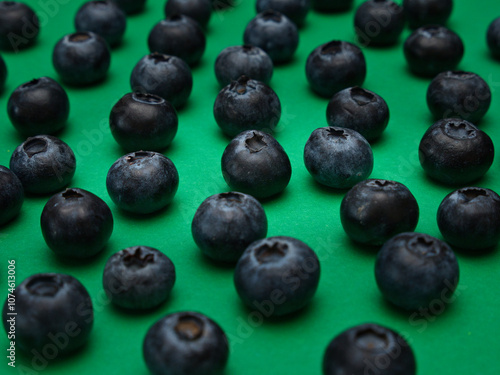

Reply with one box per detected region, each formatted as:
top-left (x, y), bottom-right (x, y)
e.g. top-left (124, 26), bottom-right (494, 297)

top-left (0, 165), bottom-right (23, 226)
top-left (437, 187), bottom-right (500, 250)
top-left (234, 236), bottom-right (320, 316)
top-left (403, 25), bottom-right (464, 77)
top-left (103, 246), bottom-right (176, 309)
top-left (323, 323), bottom-right (416, 375)
top-left (41, 188), bottom-right (114, 258)
top-left (52, 31), bottom-right (111, 85)
top-left (426, 71), bottom-right (491, 124)
top-left (214, 45), bottom-right (273, 87)
top-left (164, 0), bottom-right (212, 29)
top-left (2, 273), bottom-right (93, 353)
top-left (130, 52), bottom-right (193, 109)
top-left (214, 76), bottom-right (281, 138)
top-left (243, 10), bottom-right (299, 64)
top-left (304, 126), bottom-right (373, 189)
top-left (109, 92), bottom-right (178, 152)
top-left (305, 40), bottom-right (366, 98)
top-left (74, 0), bottom-right (127, 47)
top-left (403, 0), bottom-right (453, 29)
top-left (192, 192), bottom-right (268, 262)
top-left (419, 119), bottom-right (494, 185)
top-left (340, 179), bottom-right (419, 246)
top-left (9, 135), bottom-right (76, 195)
top-left (221, 130), bottom-right (292, 199)
top-left (7, 77), bottom-right (70, 137)
top-left (143, 311), bottom-right (229, 375)
top-left (354, 0), bottom-right (405, 46)
top-left (312, 0), bottom-right (352, 12)
top-left (375, 232), bottom-right (459, 310)
top-left (0, 54), bottom-right (7, 89)
top-left (256, 0), bottom-right (310, 27)
top-left (111, 0), bottom-right (147, 14)
top-left (106, 151), bottom-right (179, 214)
top-left (148, 15), bottom-right (206, 67)
top-left (326, 87), bottom-right (389, 141)
top-left (0, 1), bottom-right (39, 51)
top-left (487, 17), bottom-right (500, 59)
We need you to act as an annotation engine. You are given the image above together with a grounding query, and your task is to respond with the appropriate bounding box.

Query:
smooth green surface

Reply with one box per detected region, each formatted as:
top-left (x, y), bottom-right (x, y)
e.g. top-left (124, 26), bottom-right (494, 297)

top-left (1, 0), bottom-right (500, 374)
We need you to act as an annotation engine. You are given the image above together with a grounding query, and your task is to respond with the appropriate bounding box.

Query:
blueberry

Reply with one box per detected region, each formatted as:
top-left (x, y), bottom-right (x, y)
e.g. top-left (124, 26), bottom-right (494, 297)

top-left (403, 25), bottom-right (464, 77)
top-left (403, 0), bottom-right (453, 29)
top-left (7, 77), bottom-right (70, 137)
top-left (0, 165), bottom-right (23, 226)
top-left (103, 246), bottom-right (176, 309)
top-left (487, 17), bottom-right (500, 59)
top-left (106, 151), bottom-right (179, 214)
top-left (214, 45), bottom-right (273, 87)
top-left (143, 311), bottom-right (229, 375)
top-left (323, 323), bottom-right (416, 375)
top-left (214, 76), bottom-right (281, 138)
top-left (0, 1), bottom-right (39, 51)
top-left (2, 273), bottom-right (93, 353)
top-left (234, 236), bottom-right (320, 316)
top-left (0, 54), bottom-right (7, 89)
top-left (53, 31), bottom-right (111, 85)
top-left (9, 135), bottom-right (76, 194)
top-left (312, 0), bottom-right (353, 12)
top-left (111, 0), bottom-right (147, 14)
top-left (375, 232), bottom-right (459, 310)
top-left (130, 52), bottom-right (193, 109)
top-left (192, 192), bottom-right (268, 262)
top-left (256, 0), bottom-right (310, 27)
top-left (418, 119), bottom-right (494, 185)
top-left (326, 87), bottom-right (389, 141)
top-left (305, 40), bottom-right (366, 98)
top-left (74, 0), bottom-right (127, 47)
top-left (426, 71), bottom-right (491, 124)
top-left (148, 15), bottom-right (206, 67)
top-left (41, 188), bottom-right (114, 258)
top-left (304, 126), bottom-right (373, 189)
top-left (340, 179), bottom-right (419, 246)
top-left (354, 0), bottom-right (405, 46)
top-left (437, 187), bottom-right (500, 250)
top-left (221, 130), bottom-right (292, 199)
top-left (109, 92), bottom-right (178, 152)
top-left (164, 0), bottom-right (212, 29)
top-left (243, 10), bottom-right (299, 64)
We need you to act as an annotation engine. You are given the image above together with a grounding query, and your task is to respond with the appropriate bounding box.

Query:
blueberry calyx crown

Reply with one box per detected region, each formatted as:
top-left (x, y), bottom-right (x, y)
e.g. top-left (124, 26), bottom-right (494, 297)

top-left (321, 41), bottom-right (343, 55)
top-left (421, 25), bottom-right (446, 38)
top-left (407, 235), bottom-right (440, 257)
top-left (447, 71), bottom-right (473, 80)
top-left (23, 137), bottom-right (48, 158)
top-left (354, 327), bottom-right (390, 351)
top-left (122, 247), bottom-right (155, 267)
top-left (126, 151), bottom-right (153, 164)
top-left (69, 32), bottom-right (92, 43)
top-left (444, 121), bottom-right (476, 140)
top-left (255, 242), bottom-right (288, 263)
top-left (261, 10), bottom-right (282, 23)
top-left (26, 274), bottom-right (63, 297)
top-left (62, 189), bottom-right (84, 199)
top-left (132, 92), bottom-right (164, 105)
top-left (218, 192), bottom-right (244, 205)
top-left (242, 45), bottom-right (257, 54)
top-left (350, 87), bottom-right (375, 106)
top-left (174, 315), bottom-right (204, 340)
top-left (366, 179), bottom-right (397, 189)
top-left (231, 75), bottom-right (253, 95)
top-left (326, 127), bottom-right (348, 140)
top-left (21, 78), bottom-right (40, 89)
top-left (166, 14), bottom-right (183, 22)
top-left (458, 187), bottom-right (488, 202)
top-left (149, 52), bottom-right (171, 64)
top-left (92, 1), bottom-right (108, 7)
top-left (245, 132), bottom-right (267, 152)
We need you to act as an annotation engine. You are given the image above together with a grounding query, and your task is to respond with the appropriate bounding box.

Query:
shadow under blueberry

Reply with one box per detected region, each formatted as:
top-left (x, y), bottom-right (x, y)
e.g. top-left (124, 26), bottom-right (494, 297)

top-left (195, 248), bottom-right (238, 272)
top-left (109, 289), bottom-right (177, 318)
top-left (449, 243), bottom-right (498, 258)
top-left (112, 200), bottom-right (177, 222)
top-left (49, 242), bottom-right (113, 268)
top-left (347, 237), bottom-right (381, 256)
top-left (305, 176), bottom-right (351, 197)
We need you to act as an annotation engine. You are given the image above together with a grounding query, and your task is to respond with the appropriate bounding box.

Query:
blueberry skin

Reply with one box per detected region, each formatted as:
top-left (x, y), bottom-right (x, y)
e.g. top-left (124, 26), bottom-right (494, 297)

top-left (106, 151), bottom-right (179, 214)
top-left (418, 119), bottom-right (494, 185)
top-left (214, 45), bottom-right (273, 87)
top-left (256, 0), bottom-right (310, 27)
top-left (7, 77), bottom-right (70, 137)
top-left (164, 0), bottom-right (212, 29)
top-left (403, 0), bottom-right (453, 29)
top-left (323, 323), bottom-right (416, 375)
top-left (143, 311), bottom-right (229, 375)
top-left (53, 31), bottom-right (111, 85)
top-left (340, 179), bottom-right (419, 246)
top-left (0, 54), bottom-right (7, 89)
top-left (487, 17), bottom-right (500, 59)
top-left (375, 232), bottom-right (459, 310)
top-left (2, 273), bottom-right (94, 353)
top-left (312, 0), bottom-right (353, 12)
top-left (0, 1), bottom-right (39, 51)
top-left (9, 135), bottom-right (76, 194)
top-left (75, 0), bottom-right (127, 47)
top-left (437, 187), bottom-right (500, 250)
top-left (306, 40), bottom-right (366, 98)
top-left (130, 53), bottom-right (193, 109)
top-left (234, 236), bottom-right (320, 316)
top-left (110, 92), bottom-right (178, 152)
top-left (192, 192), bottom-right (268, 262)
top-left (111, 0), bottom-right (147, 14)
top-left (426, 71), bottom-right (491, 124)
top-left (148, 15), bottom-right (206, 67)
top-left (243, 10), bottom-right (299, 64)
top-left (403, 25), bottom-right (464, 77)
top-left (0, 165), bottom-right (23, 226)
top-left (304, 126), bottom-right (373, 189)
top-left (103, 246), bottom-right (176, 309)
top-left (214, 76), bottom-right (281, 138)
top-left (221, 130), bottom-right (292, 199)
top-left (41, 188), bottom-right (114, 258)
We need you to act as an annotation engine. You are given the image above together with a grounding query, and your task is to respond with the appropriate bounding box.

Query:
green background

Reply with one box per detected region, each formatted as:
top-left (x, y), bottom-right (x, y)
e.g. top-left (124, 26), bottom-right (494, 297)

top-left (1, 0), bottom-right (500, 374)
